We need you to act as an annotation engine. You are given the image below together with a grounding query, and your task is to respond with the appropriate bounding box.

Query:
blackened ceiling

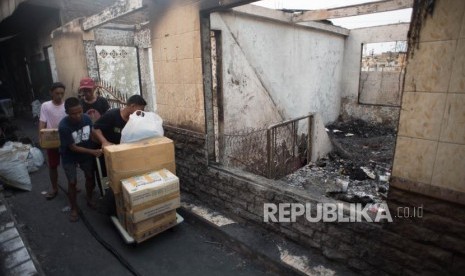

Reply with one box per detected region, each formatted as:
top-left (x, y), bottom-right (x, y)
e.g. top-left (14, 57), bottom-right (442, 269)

top-left (0, 3), bottom-right (60, 38)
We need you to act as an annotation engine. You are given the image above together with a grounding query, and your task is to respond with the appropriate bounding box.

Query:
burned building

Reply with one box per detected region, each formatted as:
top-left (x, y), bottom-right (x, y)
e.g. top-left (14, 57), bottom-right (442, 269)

top-left (0, 0), bottom-right (464, 274)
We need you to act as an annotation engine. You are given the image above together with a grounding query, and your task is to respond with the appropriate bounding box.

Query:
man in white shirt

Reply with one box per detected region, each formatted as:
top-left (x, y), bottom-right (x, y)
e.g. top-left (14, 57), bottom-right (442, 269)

top-left (39, 82), bottom-right (66, 200)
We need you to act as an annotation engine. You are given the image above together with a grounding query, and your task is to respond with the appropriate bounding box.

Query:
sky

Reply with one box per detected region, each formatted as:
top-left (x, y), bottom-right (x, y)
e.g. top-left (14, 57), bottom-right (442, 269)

top-left (363, 41), bottom-right (408, 55)
top-left (253, 0), bottom-right (412, 29)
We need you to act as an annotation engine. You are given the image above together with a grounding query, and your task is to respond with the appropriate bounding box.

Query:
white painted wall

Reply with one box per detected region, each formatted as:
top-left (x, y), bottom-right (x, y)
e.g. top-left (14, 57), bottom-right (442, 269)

top-left (341, 23), bottom-right (409, 126)
top-left (210, 11), bottom-right (346, 133)
top-left (342, 23), bottom-right (410, 99)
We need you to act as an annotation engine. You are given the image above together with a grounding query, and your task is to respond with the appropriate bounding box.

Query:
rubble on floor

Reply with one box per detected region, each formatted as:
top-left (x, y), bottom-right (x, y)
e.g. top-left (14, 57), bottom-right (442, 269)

top-left (284, 119), bottom-right (396, 204)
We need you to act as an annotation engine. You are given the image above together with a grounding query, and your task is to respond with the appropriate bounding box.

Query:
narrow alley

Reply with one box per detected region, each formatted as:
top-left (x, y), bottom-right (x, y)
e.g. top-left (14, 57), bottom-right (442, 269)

top-left (0, 0), bottom-right (464, 275)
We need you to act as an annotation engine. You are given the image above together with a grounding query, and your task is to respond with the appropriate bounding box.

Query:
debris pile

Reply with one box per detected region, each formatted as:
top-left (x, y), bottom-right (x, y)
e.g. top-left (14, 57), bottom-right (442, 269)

top-left (284, 119), bottom-right (396, 204)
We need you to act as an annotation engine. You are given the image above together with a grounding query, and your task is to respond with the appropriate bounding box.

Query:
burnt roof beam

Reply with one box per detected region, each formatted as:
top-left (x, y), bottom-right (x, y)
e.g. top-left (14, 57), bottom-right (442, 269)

top-left (293, 0), bottom-right (414, 22)
top-left (200, 0), bottom-right (258, 13)
top-left (82, 0), bottom-right (145, 31)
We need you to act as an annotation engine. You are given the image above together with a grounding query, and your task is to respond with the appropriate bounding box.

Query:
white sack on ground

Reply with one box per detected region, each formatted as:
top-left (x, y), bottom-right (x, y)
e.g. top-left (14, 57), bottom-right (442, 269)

top-left (0, 144), bottom-right (32, 191)
top-left (30, 147), bottom-right (44, 168)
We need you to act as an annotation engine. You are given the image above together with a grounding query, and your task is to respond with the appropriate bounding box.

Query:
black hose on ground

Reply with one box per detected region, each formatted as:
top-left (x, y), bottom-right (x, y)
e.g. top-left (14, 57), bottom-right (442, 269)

top-left (78, 208), bottom-right (142, 276)
top-left (58, 185), bottom-right (141, 276)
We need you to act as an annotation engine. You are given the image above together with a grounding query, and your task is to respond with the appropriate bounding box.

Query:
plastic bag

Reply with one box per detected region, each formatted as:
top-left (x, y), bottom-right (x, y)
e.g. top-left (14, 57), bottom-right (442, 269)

top-left (120, 110), bottom-right (164, 143)
top-left (5, 142), bottom-right (41, 173)
top-left (31, 100), bottom-right (41, 118)
top-left (30, 147), bottom-right (44, 168)
top-left (0, 144), bottom-right (32, 191)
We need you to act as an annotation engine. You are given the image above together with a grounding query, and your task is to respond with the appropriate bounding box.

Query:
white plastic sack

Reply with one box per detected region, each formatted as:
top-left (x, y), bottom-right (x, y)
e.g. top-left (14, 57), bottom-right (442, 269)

top-left (5, 142), bottom-right (39, 173)
top-left (0, 147), bottom-right (32, 191)
top-left (31, 100), bottom-right (41, 118)
top-left (120, 110), bottom-right (164, 143)
top-left (30, 147), bottom-right (44, 167)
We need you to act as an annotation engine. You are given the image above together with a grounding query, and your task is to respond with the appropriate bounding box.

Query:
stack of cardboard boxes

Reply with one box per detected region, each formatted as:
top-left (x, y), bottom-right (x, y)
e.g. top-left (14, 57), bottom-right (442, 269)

top-left (103, 137), bottom-right (180, 243)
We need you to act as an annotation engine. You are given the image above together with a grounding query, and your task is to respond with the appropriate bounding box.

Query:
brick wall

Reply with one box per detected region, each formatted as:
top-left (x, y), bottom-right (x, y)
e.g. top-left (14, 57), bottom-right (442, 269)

top-left (166, 126), bottom-right (465, 275)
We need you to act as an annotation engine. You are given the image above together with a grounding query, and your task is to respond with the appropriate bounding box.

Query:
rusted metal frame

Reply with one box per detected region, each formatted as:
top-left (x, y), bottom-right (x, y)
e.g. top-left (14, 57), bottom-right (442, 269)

top-left (292, 121), bottom-right (297, 157)
top-left (200, 14), bottom-right (216, 163)
top-left (82, 0), bottom-right (145, 31)
top-left (96, 84), bottom-right (126, 105)
top-left (307, 115), bottom-right (312, 165)
top-left (107, 98), bottom-right (125, 108)
top-left (266, 114), bottom-right (313, 179)
top-left (266, 127), bottom-right (275, 179)
top-left (293, 0), bottom-right (414, 22)
top-left (267, 114), bottom-right (313, 130)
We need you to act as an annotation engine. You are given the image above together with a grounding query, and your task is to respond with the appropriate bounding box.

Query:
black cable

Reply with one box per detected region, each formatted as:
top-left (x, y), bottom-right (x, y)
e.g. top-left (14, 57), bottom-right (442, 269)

top-left (78, 208), bottom-right (142, 276)
top-left (58, 185), bottom-right (142, 276)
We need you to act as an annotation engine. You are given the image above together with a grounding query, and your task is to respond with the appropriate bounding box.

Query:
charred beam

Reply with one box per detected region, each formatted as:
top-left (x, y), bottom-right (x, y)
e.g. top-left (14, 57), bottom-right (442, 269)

top-left (293, 0), bottom-right (413, 22)
top-left (82, 0), bottom-right (145, 31)
top-left (200, 0), bottom-right (258, 13)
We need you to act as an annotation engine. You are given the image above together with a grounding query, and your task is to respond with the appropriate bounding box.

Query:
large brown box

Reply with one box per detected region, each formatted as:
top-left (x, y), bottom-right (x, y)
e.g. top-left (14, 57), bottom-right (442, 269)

top-left (39, 129), bottom-right (60, 149)
top-left (104, 137), bottom-right (176, 194)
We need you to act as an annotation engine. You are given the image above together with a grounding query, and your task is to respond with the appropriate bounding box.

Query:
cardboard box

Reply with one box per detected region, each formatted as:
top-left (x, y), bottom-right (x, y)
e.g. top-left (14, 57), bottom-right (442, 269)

top-left (104, 137), bottom-right (176, 194)
top-left (134, 217), bottom-right (178, 243)
top-left (128, 194), bottom-right (180, 223)
top-left (113, 191), bottom-right (126, 227)
top-left (125, 191), bottom-right (180, 213)
top-left (107, 163), bottom-right (176, 195)
top-left (126, 210), bottom-right (177, 237)
top-left (121, 169), bottom-right (180, 208)
top-left (39, 129), bottom-right (60, 149)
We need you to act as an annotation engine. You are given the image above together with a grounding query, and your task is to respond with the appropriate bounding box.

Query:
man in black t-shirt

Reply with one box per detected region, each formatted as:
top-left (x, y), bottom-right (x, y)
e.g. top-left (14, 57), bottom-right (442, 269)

top-left (58, 97), bottom-right (102, 222)
top-left (93, 94), bottom-right (147, 147)
top-left (79, 77), bottom-right (110, 122)
top-left (92, 95), bottom-right (146, 210)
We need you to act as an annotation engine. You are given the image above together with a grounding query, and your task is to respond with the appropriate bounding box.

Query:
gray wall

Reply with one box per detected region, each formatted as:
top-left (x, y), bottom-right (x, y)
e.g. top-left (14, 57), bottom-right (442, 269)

top-left (341, 23), bottom-right (409, 126)
top-left (211, 11), bottom-right (346, 131)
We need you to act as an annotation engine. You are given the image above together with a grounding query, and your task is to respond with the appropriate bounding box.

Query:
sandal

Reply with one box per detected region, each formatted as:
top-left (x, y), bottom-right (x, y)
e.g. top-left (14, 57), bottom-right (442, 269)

top-left (44, 191), bottom-right (58, 200)
top-left (69, 213), bottom-right (80, 222)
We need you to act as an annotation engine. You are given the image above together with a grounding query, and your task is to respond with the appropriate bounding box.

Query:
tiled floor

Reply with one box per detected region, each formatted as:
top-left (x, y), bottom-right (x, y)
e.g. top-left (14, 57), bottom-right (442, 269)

top-left (0, 191), bottom-right (39, 276)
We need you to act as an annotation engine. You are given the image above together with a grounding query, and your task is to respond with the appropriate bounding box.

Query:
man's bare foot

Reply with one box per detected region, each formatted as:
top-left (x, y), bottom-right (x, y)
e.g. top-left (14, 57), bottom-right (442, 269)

top-left (69, 212), bottom-right (79, 222)
top-left (44, 191), bottom-right (58, 200)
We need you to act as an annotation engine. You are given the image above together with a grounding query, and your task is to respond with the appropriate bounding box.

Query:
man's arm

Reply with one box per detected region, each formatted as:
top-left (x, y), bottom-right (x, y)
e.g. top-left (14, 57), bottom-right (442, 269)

top-left (69, 144), bottom-right (102, 157)
top-left (92, 129), bottom-right (113, 148)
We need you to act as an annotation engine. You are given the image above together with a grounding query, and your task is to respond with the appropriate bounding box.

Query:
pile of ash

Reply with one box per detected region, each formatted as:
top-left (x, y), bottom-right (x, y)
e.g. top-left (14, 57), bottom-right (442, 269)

top-left (283, 119), bottom-right (396, 204)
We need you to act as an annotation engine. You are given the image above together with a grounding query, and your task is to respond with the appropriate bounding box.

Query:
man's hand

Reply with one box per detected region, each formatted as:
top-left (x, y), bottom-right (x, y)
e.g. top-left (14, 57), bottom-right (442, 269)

top-left (92, 149), bottom-right (103, 157)
top-left (101, 141), bottom-right (114, 148)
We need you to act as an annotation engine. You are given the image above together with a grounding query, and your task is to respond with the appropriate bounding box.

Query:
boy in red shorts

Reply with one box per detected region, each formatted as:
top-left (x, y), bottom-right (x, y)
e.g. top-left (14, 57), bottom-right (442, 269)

top-left (39, 82), bottom-right (66, 200)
